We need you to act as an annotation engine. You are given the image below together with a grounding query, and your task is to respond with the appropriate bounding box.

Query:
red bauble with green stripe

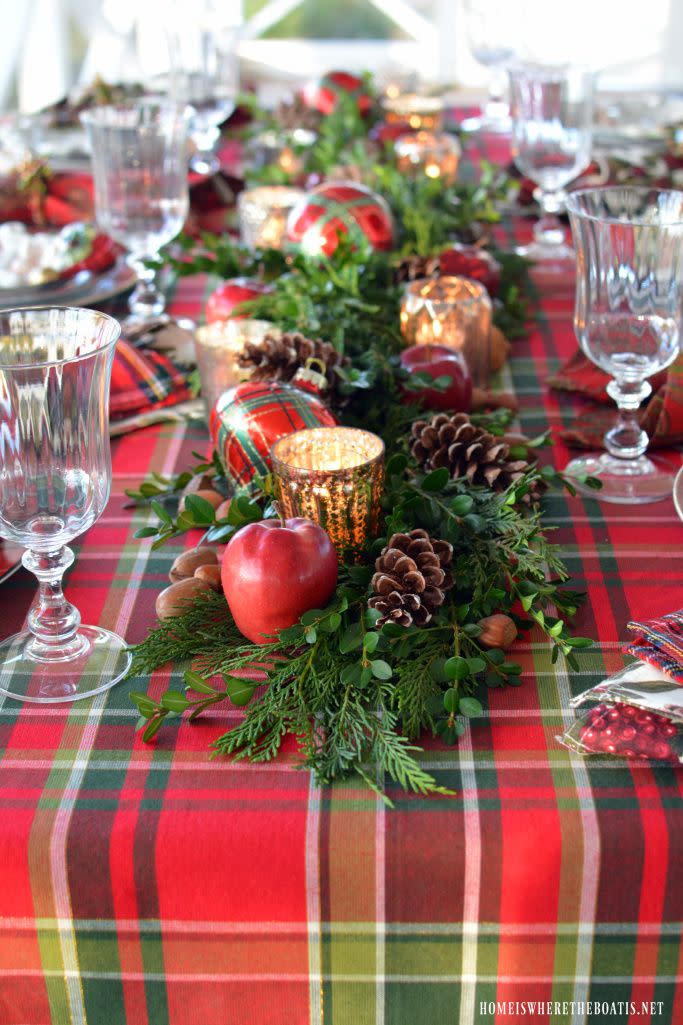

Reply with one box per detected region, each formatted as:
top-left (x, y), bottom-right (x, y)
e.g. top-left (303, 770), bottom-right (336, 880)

top-left (301, 71), bottom-right (371, 117)
top-left (210, 380), bottom-right (338, 489)
top-left (286, 181), bottom-right (394, 257)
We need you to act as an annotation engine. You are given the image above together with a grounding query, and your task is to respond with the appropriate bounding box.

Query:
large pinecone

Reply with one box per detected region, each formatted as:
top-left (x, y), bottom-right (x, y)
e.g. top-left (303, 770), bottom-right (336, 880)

top-left (394, 254), bottom-right (441, 284)
top-left (368, 528), bottom-right (454, 628)
top-left (237, 330), bottom-right (350, 393)
top-left (410, 412), bottom-right (544, 502)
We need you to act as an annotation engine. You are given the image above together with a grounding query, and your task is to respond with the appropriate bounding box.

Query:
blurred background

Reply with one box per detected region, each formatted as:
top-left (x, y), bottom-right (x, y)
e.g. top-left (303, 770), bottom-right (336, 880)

top-left (1, 0), bottom-right (680, 113)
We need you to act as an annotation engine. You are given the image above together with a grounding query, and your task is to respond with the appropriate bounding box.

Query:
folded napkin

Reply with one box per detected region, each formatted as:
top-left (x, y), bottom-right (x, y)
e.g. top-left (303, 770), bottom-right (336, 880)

top-left (549, 351), bottom-right (683, 449)
top-left (110, 318), bottom-right (194, 431)
top-left (625, 609), bottom-right (683, 684)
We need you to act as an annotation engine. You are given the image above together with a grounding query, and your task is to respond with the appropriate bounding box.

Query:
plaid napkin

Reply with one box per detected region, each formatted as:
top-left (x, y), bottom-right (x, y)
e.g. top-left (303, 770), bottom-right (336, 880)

top-left (625, 609), bottom-right (683, 684)
top-left (549, 351), bottom-right (683, 449)
top-left (110, 319), bottom-right (194, 430)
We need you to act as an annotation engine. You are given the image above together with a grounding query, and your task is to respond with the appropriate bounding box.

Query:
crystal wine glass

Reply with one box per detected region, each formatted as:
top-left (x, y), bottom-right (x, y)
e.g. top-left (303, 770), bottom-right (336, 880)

top-left (509, 63), bottom-right (594, 266)
top-left (564, 186), bottom-right (683, 503)
top-left (166, 0), bottom-right (239, 176)
top-left (0, 307), bottom-right (131, 702)
top-left (81, 101), bottom-right (190, 319)
top-left (461, 0), bottom-right (518, 134)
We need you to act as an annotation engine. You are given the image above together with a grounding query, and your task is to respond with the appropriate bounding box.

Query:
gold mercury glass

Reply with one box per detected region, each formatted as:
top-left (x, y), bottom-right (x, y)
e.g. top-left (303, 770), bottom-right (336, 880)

top-left (237, 186), bottom-right (305, 250)
top-left (271, 427), bottom-right (385, 563)
top-left (395, 131), bottom-right (461, 185)
top-left (381, 93), bottom-right (445, 132)
top-left (400, 276), bottom-right (492, 387)
top-left (194, 319), bottom-right (276, 420)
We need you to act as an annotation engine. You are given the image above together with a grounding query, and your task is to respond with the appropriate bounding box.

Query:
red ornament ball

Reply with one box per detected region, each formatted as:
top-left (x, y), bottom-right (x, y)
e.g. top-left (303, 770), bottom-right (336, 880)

top-left (286, 181), bottom-right (394, 257)
top-left (439, 245), bottom-right (502, 298)
top-left (205, 278), bottom-right (272, 325)
top-left (209, 380), bottom-right (338, 489)
top-left (301, 71), bottom-right (371, 117)
top-left (399, 344), bottom-right (472, 412)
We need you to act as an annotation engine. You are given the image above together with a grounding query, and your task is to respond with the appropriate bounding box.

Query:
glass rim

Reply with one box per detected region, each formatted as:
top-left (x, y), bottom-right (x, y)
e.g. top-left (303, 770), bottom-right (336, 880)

top-left (0, 307), bottom-right (121, 370)
top-left (79, 99), bottom-right (194, 128)
top-left (404, 275), bottom-right (491, 305)
top-left (271, 427), bottom-right (385, 474)
top-left (565, 185), bottom-right (683, 226)
top-left (507, 60), bottom-right (594, 80)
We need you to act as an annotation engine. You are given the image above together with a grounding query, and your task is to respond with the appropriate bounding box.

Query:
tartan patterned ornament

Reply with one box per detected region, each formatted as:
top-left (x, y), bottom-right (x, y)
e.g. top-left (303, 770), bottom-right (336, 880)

top-left (301, 70), bottom-right (371, 116)
top-left (286, 181), bottom-right (394, 257)
top-left (209, 380), bottom-right (338, 489)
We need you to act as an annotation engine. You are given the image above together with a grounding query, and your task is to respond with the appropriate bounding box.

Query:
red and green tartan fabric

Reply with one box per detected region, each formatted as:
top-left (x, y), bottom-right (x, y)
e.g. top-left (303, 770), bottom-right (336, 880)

top-left (625, 610), bottom-right (683, 683)
top-left (1, 144), bottom-right (683, 1025)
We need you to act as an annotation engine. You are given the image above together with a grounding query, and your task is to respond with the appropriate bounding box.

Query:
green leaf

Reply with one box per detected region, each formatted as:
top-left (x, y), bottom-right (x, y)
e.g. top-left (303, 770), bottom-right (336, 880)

top-left (487, 649), bottom-right (505, 666)
top-left (443, 688), bottom-right (458, 713)
top-left (129, 692), bottom-right (158, 717)
top-left (304, 626), bottom-right (317, 644)
top-left (444, 655), bottom-right (469, 681)
top-left (301, 609), bottom-right (325, 626)
top-left (451, 494), bottom-right (474, 516)
top-left (365, 606), bottom-right (382, 627)
top-left (421, 467), bottom-right (450, 492)
top-left (224, 675), bottom-right (256, 706)
top-left (142, 716), bottom-right (165, 742)
top-left (340, 663), bottom-right (362, 685)
top-left (340, 622), bottom-right (363, 653)
top-left (184, 494), bottom-right (217, 525)
top-left (430, 657), bottom-right (448, 683)
top-left (386, 452), bottom-right (408, 476)
top-left (360, 666), bottom-right (373, 686)
top-left (150, 500), bottom-right (173, 524)
top-left (466, 657), bottom-right (486, 675)
top-left (442, 722), bottom-right (465, 745)
top-left (322, 612), bottom-right (342, 633)
top-left (183, 670), bottom-right (215, 694)
top-left (364, 631), bottom-right (380, 654)
top-left (370, 659), bottom-right (392, 680)
top-left (161, 690), bottom-right (190, 712)
top-left (549, 620), bottom-right (564, 637)
top-left (135, 527), bottom-right (160, 539)
top-left (520, 593), bottom-right (535, 612)
top-left (459, 697), bottom-right (483, 718)
top-left (565, 636), bottom-right (594, 648)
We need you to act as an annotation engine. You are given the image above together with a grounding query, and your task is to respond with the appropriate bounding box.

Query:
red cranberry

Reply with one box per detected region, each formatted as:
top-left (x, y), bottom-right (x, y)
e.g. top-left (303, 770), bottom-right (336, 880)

top-left (621, 705), bottom-right (638, 719)
top-left (619, 726), bottom-right (636, 743)
top-left (652, 742), bottom-right (673, 760)
top-left (661, 724), bottom-right (677, 738)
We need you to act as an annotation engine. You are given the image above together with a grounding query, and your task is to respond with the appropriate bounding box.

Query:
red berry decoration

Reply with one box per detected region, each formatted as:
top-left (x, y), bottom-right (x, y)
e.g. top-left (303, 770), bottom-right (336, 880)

top-left (205, 278), bottom-right (272, 325)
top-left (209, 380), bottom-right (338, 490)
top-left (439, 245), bottom-right (501, 298)
top-left (301, 71), bottom-right (371, 117)
top-left (222, 517), bottom-right (338, 644)
top-left (286, 181), bottom-right (394, 257)
top-left (399, 344), bottom-right (472, 412)
top-left (578, 701), bottom-right (679, 762)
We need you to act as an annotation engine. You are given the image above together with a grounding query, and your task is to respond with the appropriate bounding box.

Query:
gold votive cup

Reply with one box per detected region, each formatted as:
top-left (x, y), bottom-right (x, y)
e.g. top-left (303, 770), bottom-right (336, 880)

top-left (400, 276), bottom-right (492, 387)
top-left (271, 427), bottom-right (385, 563)
top-left (237, 186), bottom-right (306, 250)
top-left (194, 319), bottom-right (275, 420)
top-left (395, 131), bottom-right (461, 185)
top-left (381, 93), bottom-right (445, 132)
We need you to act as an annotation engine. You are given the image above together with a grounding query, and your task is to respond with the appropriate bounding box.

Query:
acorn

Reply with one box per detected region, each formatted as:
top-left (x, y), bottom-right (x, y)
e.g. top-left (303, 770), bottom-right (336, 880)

top-left (215, 498), bottom-right (232, 520)
top-left (156, 577), bottom-right (213, 620)
top-left (169, 547), bottom-right (218, 583)
top-left (477, 613), bottom-right (517, 650)
top-left (490, 325), bottom-right (511, 373)
top-left (193, 563), bottom-right (223, 591)
top-left (179, 488), bottom-right (224, 515)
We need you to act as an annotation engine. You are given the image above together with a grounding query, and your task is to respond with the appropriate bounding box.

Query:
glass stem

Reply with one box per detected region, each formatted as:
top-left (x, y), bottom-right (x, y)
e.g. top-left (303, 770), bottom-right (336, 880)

top-left (533, 191), bottom-right (566, 247)
top-left (23, 546), bottom-right (86, 662)
top-left (605, 379), bottom-right (651, 460)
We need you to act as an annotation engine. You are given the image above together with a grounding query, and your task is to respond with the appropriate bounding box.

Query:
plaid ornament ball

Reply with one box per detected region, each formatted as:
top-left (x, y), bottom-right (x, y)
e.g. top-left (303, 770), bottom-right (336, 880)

top-left (209, 380), bottom-right (338, 489)
top-left (286, 181), bottom-right (394, 256)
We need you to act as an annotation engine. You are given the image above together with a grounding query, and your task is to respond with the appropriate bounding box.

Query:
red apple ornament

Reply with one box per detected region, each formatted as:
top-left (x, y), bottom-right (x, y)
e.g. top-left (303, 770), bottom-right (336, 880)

top-left (222, 517), bottom-right (338, 644)
top-left (205, 278), bottom-right (272, 324)
top-left (439, 245), bottom-right (501, 298)
top-left (400, 344), bottom-right (472, 412)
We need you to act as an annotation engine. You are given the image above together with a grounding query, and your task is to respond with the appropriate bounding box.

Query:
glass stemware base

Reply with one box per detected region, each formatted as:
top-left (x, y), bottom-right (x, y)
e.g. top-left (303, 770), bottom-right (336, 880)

top-left (564, 452), bottom-right (678, 504)
top-left (0, 625), bottom-right (131, 704)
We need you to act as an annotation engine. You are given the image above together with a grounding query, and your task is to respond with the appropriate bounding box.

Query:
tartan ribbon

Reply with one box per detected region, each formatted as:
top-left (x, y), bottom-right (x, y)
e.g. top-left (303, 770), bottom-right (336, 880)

top-left (625, 609), bottom-right (683, 683)
top-left (548, 350), bottom-right (683, 449)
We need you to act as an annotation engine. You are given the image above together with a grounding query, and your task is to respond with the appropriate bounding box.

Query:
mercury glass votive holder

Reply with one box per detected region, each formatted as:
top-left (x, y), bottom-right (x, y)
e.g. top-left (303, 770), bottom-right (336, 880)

top-left (400, 276), bottom-right (492, 387)
top-left (395, 131), bottom-right (461, 185)
top-left (271, 427), bottom-right (385, 563)
top-left (194, 319), bottom-right (275, 420)
top-left (381, 93), bottom-right (445, 132)
top-left (237, 186), bottom-right (306, 250)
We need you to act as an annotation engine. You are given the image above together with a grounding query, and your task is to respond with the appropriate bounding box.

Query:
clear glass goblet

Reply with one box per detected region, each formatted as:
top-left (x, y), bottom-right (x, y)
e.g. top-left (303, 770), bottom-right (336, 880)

top-left (509, 63), bottom-right (594, 267)
top-left (81, 101), bottom-right (190, 319)
top-left (0, 307), bottom-right (131, 703)
top-left (564, 187), bottom-right (683, 504)
top-left (461, 0), bottom-right (518, 135)
top-left (166, 0), bottom-right (239, 176)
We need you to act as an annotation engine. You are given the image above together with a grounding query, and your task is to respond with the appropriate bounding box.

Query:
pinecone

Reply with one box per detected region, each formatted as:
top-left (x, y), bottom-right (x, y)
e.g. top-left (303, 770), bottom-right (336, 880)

top-left (274, 95), bottom-right (323, 134)
top-left (410, 412), bottom-right (545, 503)
top-left (237, 330), bottom-right (350, 394)
top-left (394, 254), bottom-right (441, 284)
top-left (368, 528), bottom-right (454, 628)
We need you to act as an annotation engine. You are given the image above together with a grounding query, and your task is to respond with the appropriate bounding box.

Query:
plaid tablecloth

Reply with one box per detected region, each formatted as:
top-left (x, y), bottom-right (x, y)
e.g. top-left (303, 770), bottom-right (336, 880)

top-left (1, 188), bottom-right (683, 1025)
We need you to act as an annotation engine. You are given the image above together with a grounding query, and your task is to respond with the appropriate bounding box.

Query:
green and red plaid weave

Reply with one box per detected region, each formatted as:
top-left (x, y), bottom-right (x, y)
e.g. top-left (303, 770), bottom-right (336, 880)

top-left (1, 143), bottom-right (682, 1025)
